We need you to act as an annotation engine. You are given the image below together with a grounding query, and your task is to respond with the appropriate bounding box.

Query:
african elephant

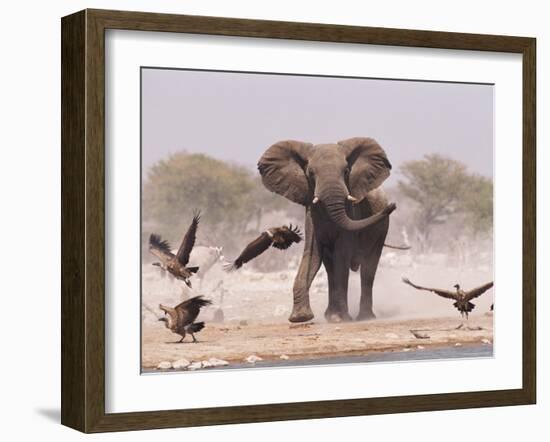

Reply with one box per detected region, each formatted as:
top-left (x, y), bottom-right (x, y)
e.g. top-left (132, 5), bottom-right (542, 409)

top-left (258, 137), bottom-right (396, 323)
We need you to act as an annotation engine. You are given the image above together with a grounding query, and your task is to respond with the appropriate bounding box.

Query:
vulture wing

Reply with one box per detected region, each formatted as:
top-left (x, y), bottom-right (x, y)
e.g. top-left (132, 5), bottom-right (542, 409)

top-left (465, 281), bottom-right (494, 301)
top-left (174, 296), bottom-right (212, 326)
top-left (149, 234), bottom-right (175, 264)
top-left (224, 232), bottom-right (273, 271)
top-left (402, 277), bottom-right (458, 300)
top-left (176, 211), bottom-right (200, 266)
top-left (272, 224), bottom-right (303, 250)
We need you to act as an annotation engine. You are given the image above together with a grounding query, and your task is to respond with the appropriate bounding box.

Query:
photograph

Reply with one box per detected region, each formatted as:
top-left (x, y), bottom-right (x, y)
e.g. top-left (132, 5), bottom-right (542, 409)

top-left (140, 67), bottom-right (495, 373)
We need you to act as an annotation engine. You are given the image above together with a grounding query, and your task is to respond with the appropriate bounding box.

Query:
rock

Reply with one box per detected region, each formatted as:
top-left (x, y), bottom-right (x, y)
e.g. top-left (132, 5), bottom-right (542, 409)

top-left (455, 343), bottom-right (462, 347)
top-left (290, 323), bottom-right (313, 329)
top-left (481, 338), bottom-right (492, 345)
top-left (279, 354), bottom-right (290, 360)
top-left (208, 358), bottom-right (229, 367)
top-left (201, 360), bottom-right (214, 368)
top-left (410, 330), bottom-right (430, 339)
top-left (385, 333), bottom-right (399, 339)
top-left (157, 361), bottom-right (172, 370)
top-left (335, 327), bottom-right (342, 331)
top-left (239, 320), bottom-right (248, 326)
top-left (402, 348), bottom-right (411, 352)
top-left (245, 355), bottom-right (263, 364)
top-left (187, 361), bottom-right (203, 370)
top-left (417, 345), bottom-right (425, 350)
top-left (172, 359), bottom-right (191, 369)
top-left (467, 326), bottom-right (484, 331)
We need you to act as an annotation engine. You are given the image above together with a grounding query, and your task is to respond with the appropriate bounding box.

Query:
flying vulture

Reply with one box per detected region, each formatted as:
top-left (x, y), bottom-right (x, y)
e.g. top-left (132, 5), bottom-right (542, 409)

top-left (149, 211), bottom-right (201, 287)
top-left (224, 224), bottom-right (303, 271)
top-left (402, 277), bottom-right (494, 319)
top-left (158, 295), bottom-right (212, 343)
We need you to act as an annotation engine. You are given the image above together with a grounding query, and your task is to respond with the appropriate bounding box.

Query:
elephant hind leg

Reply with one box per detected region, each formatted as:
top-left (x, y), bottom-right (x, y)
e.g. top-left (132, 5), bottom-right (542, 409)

top-left (350, 258), bottom-right (360, 273)
top-left (323, 241), bottom-right (353, 323)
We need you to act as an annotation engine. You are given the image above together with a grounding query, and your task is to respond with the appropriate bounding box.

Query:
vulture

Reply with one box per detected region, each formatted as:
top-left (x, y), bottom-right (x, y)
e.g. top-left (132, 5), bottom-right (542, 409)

top-left (149, 211), bottom-right (201, 287)
top-left (402, 277), bottom-right (494, 319)
top-left (158, 295), bottom-right (212, 343)
top-left (224, 224), bottom-right (303, 271)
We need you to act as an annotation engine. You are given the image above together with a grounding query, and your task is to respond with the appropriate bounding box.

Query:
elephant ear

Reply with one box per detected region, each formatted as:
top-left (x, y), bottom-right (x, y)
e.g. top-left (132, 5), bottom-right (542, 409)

top-left (339, 137), bottom-right (392, 202)
top-left (257, 140), bottom-right (313, 206)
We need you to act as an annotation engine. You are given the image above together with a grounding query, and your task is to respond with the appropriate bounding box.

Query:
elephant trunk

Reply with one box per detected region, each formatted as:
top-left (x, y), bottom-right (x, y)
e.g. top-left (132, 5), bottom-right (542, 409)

top-left (318, 182), bottom-right (389, 232)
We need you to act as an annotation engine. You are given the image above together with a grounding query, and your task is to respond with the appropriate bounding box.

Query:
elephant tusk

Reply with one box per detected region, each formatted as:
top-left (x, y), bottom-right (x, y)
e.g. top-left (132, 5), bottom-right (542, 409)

top-left (312, 196), bottom-right (319, 204)
top-left (347, 195), bottom-right (358, 203)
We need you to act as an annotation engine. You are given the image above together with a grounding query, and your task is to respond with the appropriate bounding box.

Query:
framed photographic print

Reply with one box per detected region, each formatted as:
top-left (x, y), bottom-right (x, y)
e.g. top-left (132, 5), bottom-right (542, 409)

top-left (61, 9), bottom-right (536, 433)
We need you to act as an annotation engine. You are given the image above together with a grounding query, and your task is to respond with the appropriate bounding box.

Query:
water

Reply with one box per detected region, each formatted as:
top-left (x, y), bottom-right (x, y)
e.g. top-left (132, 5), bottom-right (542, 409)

top-left (222, 344), bottom-right (493, 370)
top-left (144, 344), bottom-right (493, 374)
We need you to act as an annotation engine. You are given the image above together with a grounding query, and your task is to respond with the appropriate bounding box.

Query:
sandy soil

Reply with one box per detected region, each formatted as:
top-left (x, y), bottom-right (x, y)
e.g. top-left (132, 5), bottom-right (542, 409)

top-left (141, 250), bottom-right (494, 371)
top-left (142, 314), bottom-right (493, 370)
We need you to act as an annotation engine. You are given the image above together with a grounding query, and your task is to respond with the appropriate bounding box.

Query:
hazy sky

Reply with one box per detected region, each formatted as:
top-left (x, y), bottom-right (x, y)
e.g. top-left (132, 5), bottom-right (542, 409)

top-left (142, 68), bottom-right (493, 186)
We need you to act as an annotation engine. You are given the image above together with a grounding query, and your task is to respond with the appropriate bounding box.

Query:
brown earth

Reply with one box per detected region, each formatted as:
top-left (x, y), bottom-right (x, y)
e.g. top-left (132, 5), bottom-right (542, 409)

top-left (141, 314), bottom-right (493, 370)
top-left (141, 252), bottom-right (494, 371)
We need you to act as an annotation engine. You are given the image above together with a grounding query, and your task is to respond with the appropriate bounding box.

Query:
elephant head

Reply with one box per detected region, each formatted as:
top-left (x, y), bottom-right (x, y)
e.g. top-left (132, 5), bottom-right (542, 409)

top-left (258, 137), bottom-right (395, 231)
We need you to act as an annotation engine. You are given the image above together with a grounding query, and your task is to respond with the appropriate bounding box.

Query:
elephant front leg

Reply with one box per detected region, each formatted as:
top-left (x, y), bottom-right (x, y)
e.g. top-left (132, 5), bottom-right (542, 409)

top-left (290, 246), bottom-right (321, 322)
top-left (357, 235), bottom-right (385, 321)
top-left (289, 211), bottom-right (322, 323)
top-left (357, 265), bottom-right (377, 321)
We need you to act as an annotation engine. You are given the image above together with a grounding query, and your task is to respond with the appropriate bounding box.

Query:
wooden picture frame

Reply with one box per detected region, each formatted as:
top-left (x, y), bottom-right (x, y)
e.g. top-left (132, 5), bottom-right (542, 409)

top-left (61, 8), bottom-right (536, 433)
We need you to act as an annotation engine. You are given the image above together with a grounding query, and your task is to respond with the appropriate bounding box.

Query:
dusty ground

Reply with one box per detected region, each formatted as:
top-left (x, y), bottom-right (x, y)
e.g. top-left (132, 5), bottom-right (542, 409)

top-left (142, 250), bottom-right (494, 371)
top-left (142, 314), bottom-right (493, 370)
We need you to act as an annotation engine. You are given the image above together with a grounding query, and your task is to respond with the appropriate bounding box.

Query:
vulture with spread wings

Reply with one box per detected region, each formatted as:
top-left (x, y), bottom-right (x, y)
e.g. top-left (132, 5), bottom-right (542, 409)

top-left (149, 211), bottom-right (201, 287)
top-left (402, 277), bottom-right (494, 319)
top-left (158, 295), bottom-right (212, 343)
top-left (224, 224), bottom-right (303, 271)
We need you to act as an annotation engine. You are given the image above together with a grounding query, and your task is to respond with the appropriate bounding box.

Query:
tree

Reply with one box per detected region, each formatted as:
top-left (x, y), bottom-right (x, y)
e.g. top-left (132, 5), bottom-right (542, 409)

top-left (142, 152), bottom-right (294, 256)
top-left (398, 154), bottom-right (493, 247)
top-left (398, 154), bottom-right (467, 242)
top-left (462, 174), bottom-right (493, 235)
top-left (143, 153), bottom-right (255, 248)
